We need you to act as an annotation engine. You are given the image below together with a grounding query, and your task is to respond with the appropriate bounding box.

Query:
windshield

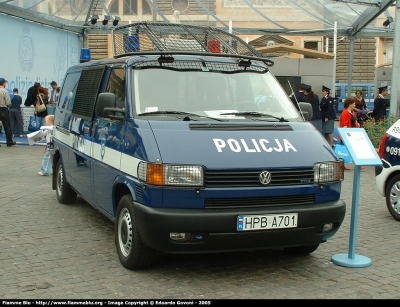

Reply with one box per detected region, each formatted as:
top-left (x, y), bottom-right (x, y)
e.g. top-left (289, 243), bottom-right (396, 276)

top-left (132, 67), bottom-right (301, 121)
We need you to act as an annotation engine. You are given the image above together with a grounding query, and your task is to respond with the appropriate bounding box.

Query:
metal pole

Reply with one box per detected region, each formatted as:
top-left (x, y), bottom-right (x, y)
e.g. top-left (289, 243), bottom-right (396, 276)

top-left (333, 21), bottom-right (337, 91)
top-left (347, 36), bottom-right (355, 98)
top-left (153, 0), bottom-right (157, 21)
top-left (207, 0), bottom-right (209, 26)
top-left (389, 1), bottom-right (400, 117)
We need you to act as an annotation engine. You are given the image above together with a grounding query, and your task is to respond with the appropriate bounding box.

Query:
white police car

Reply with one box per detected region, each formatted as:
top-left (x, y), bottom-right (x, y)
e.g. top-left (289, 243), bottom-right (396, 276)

top-left (375, 119), bottom-right (400, 221)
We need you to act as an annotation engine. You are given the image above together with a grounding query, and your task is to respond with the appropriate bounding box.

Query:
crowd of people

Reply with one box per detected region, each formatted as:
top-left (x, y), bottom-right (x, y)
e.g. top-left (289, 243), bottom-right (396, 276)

top-left (0, 78), bottom-right (58, 175)
top-left (291, 82), bottom-right (389, 171)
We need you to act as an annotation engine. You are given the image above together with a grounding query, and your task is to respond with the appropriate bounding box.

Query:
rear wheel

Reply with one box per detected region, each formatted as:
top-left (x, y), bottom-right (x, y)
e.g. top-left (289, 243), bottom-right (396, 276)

top-left (284, 244), bottom-right (320, 255)
top-left (115, 195), bottom-right (155, 269)
top-left (385, 175), bottom-right (400, 221)
top-left (55, 159), bottom-right (77, 204)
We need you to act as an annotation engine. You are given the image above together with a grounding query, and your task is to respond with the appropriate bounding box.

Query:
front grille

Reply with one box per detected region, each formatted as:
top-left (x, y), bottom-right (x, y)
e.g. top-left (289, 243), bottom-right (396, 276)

top-left (205, 195), bottom-right (315, 209)
top-left (204, 169), bottom-right (314, 187)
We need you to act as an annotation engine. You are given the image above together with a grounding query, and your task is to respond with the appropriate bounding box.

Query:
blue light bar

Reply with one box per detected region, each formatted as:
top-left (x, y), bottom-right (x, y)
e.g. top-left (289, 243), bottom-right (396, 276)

top-left (80, 48), bottom-right (91, 63)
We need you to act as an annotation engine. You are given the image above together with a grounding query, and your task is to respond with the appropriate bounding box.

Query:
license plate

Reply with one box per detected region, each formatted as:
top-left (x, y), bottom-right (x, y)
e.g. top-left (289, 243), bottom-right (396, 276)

top-left (237, 213), bottom-right (298, 231)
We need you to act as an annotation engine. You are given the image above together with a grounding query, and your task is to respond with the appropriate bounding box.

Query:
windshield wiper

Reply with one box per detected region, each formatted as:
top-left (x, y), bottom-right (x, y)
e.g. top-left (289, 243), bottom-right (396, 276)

top-left (138, 110), bottom-right (228, 121)
top-left (139, 111), bottom-right (193, 116)
top-left (219, 112), bottom-right (288, 122)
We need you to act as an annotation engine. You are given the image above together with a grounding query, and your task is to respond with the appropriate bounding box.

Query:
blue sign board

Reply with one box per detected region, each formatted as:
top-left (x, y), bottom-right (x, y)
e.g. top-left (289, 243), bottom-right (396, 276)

top-left (331, 128), bottom-right (382, 268)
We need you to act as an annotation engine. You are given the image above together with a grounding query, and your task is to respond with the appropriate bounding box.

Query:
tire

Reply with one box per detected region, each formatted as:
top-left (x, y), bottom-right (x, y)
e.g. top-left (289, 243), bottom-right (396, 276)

top-left (284, 244), bottom-right (320, 255)
top-left (55, 159), bottom-right (77, 204)
top-left (385, 175), bottom-right (400, 221)
top-left (115, 195), bottom-right (155, 269)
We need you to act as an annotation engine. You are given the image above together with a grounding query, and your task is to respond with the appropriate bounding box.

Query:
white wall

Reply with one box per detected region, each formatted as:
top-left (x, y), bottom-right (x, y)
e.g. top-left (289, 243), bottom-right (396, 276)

top-left (273, 58), bottom-right (334, 95)
top-left (0, 13), bottom-right (82, 101)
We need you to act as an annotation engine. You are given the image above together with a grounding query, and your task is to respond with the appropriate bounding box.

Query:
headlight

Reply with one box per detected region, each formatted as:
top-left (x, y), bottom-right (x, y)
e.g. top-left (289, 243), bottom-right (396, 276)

top-left (314, 161), bottom-right (344, 184)
top-left (138, 162), bottom-right (204, 187)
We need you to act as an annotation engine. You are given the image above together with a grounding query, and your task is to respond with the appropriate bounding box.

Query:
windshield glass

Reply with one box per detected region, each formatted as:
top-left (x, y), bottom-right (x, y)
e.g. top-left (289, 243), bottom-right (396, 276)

top-left (132, 67), bottom-right (301, 121)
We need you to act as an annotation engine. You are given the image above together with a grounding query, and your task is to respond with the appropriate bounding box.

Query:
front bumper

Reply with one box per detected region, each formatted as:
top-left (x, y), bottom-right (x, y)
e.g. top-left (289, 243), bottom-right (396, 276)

top-left (133, 200), bottom-right (346, 253)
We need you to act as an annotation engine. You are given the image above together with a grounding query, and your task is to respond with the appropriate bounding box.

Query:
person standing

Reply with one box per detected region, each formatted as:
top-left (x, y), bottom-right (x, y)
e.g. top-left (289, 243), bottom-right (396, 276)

top-left (38, 115), bottom-right (54, 176)
top-left (340, 97), bottom-right (358, 129)
top-left (0, 78), bottom-right (16, 147)
top-left (353, 89), bottom-right (368, 126)
top-left (320, 85), bottom-right (336, 148)
top-left (303, 84), bottom-right (322, 133)
top-left (9, 88), bottom-right (24, 138)
top-left (24, 82), bottom-right (40, 107)
top-left (55, 87), bottom-right (61, 101)
top-left (49, 81), bottom-right (58, 105)
top-left (289, 83), bottom-right (305, 111)
top-left (372, 85), bottom-right (388, 121)
top-left (35, 86), bottom-right (49, 126)
top-left (339, 97), bottom-right (364, 171)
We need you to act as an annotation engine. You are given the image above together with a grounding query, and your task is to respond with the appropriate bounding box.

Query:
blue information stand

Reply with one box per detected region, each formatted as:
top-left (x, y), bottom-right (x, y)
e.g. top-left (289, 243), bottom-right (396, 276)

top-left (331, 128), bottom-right (382, 268)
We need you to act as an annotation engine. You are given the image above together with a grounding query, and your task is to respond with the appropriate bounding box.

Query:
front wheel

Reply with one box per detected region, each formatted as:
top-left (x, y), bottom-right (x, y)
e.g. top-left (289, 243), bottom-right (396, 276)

top-left (55, 159), bottom-right (77, 204)
top-left (115, 195), bottom-right (155, 269)
top-left (385, 175), bottom-right (400, 221)
top-left (284, 244), bottom-right (320, 255)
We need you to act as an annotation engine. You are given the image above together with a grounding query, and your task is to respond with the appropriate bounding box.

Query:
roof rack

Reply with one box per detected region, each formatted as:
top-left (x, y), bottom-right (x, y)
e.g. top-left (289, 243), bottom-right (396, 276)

top-left (112, 22), bottom-right (274, 67)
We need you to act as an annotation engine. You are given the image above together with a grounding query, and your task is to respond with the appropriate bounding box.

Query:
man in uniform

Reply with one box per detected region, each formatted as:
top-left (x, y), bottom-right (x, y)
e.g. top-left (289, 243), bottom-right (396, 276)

top-left (373, 85), bottom-right (388, 121)
top-left (320, 85), bottom-right (336, 147)
top-left (0, 78), bottom-right (16, 147)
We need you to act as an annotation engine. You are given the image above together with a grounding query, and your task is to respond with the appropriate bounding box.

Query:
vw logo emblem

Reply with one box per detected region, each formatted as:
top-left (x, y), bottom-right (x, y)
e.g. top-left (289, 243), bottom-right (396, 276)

top-left (259, 171), bottom-right (271, 185)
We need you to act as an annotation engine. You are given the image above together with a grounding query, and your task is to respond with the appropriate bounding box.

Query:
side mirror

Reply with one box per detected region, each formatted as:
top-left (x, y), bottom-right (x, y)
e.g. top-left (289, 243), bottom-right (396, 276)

top-left (298, 102), bottom-right (313, 121)
top-left (96, 93), bottom-right (125, 121)
top-left (104, 107), bottom-right (125, 121)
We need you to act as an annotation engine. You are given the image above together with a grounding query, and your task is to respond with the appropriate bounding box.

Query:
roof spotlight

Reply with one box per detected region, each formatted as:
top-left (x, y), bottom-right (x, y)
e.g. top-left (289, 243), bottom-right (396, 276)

top-left (383, 17), bottom-right (393, 28)
top-left (90, 15), bottom-right (99, 25)
top-left (113, 16), bottom-right (121, 27)
top-left (102, 15), bottom-right (111, 26)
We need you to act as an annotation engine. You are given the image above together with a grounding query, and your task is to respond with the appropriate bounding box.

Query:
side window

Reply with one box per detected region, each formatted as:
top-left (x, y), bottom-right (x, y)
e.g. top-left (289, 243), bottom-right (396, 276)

top-left (95, 68), bottom-right (126, 149)
top-left (335, 86), bottom-right (341, 99)
top-left (73, 66), bottom-right (106, 120)
top-left (352, 86), bottom-right (367, 97)
top-left (55, 71), bottom-right (81, 129)
top-left (106, 68), bottom-right (126, 112)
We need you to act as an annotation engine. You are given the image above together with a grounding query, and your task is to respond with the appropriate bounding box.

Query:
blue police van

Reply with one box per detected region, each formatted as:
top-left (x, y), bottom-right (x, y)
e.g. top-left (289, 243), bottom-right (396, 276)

top-left (51, 22), bottom-right (346, 269)
top-left (335, 83), bottom-right (375, 116)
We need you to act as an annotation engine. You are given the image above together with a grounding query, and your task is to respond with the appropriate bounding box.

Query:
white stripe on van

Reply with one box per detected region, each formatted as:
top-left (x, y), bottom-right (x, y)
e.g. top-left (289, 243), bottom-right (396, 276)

top-left (53, 128), bottom-right (141, 178)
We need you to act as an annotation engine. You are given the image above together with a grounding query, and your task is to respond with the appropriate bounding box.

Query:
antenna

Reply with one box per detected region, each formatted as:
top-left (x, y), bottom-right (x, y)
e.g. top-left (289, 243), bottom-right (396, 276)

top-left (287, 80), bottom-right (305, 121)
top-left (266, 40), bottom-right (276, 46)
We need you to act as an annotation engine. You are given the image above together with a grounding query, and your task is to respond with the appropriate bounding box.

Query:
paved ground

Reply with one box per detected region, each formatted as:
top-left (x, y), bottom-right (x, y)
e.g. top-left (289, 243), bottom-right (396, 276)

top-left (1, 143), bottom-right (400, 300)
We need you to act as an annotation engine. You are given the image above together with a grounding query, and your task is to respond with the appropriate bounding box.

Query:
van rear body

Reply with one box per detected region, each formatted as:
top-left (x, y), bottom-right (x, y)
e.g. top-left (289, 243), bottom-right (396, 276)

top-left (52, 22), bottom-right (346, 269)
